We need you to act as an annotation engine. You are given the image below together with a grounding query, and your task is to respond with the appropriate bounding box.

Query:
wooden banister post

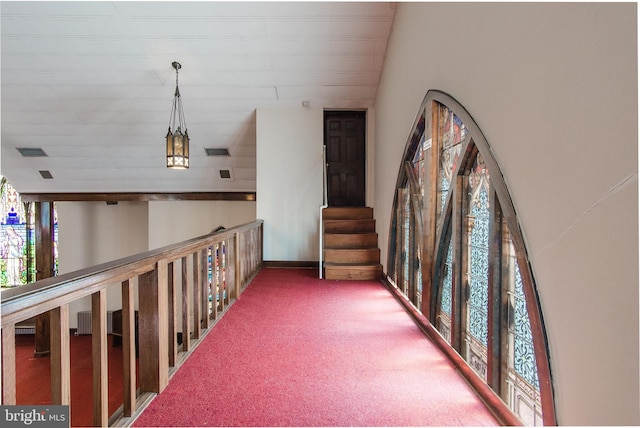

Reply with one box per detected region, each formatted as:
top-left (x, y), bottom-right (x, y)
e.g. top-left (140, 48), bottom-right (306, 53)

top-left (192, 252), bottom-right (202, 339)
top-left (234, 232), bottom-right (241, 297)
top-left (92, 289), bottom-right (108, 427)
top-left (1, 325), bottom-right (16, 405)
top-left (181, 256), bottom-right (191, 353)
top-left (122, 277), bottom-right (137, 416)
top-left (138, 263), bottom-right (169, 394)
top-left (168, 261), bottom-right (178, 367)
top-left (50, 305), bottom-right (70, 405)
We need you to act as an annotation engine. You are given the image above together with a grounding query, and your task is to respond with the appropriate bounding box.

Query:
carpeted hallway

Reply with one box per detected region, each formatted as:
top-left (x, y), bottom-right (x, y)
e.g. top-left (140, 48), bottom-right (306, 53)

top-left (133, 268), bottom-right (499, 427)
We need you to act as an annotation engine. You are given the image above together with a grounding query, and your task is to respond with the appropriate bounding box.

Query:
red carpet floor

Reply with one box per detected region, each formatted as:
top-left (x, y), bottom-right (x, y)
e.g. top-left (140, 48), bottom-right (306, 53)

top-left (133, 268), bottom-right (499, 427)
top-left (14, 333), bottom-right (136, 427)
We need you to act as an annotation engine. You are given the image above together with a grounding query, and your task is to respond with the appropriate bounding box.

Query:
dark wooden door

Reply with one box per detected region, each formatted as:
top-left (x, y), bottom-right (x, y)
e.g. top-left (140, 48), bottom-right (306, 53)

top-left (324, 111), bottom-right (366, 207)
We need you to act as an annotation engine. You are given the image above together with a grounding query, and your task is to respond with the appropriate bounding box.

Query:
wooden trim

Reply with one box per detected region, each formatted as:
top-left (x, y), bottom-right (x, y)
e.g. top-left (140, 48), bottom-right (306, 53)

top-left (92, 289), bottom-right (108, 427)
top-left (1, 325), bottom-right (16, 405)
top-left (262, 261), bottom-right (317, 268)
top-left (381, 275), bottom-right (522, 426)
top-left (181, 256), bottom-right (191, 353)
top-left (167, 262), bottom-right (178, 368)
top-left (122, 277), bottom-right (137, 417)
top-left (50, 304), bottom-right (70, 405)
top-left (20, 192), bottom-right (257, 203)
top-left (0, 220), bottom-right (264, 327)
top-left (487, 189), bottom-right (503, 391)
top-left (192, 253), bottom-right (202, 340)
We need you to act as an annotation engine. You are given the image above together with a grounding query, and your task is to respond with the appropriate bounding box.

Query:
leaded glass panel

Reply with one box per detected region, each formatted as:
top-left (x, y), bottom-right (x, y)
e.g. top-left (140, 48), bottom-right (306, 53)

top-left (513, 263), bottom-right (539, 389)
top-left (1, 178), bottom-right (29, 287)
top-left (506, 238), bottom-right (543, 425)
top-left (464, 154), bottom-right (490, 380)
top-left (440, 240), bottom-right (453, 317)
top-left (437, 239), bottom-right (453, 343)
top-left (467, 155), bottom-right (490, 346)
top-left (437, 104), bottom-right (466, 220)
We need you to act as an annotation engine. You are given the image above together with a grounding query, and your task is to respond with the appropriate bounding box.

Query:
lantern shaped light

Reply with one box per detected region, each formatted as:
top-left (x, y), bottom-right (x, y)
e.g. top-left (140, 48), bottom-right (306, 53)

top-left (166, 61), bottom-right (189, 169)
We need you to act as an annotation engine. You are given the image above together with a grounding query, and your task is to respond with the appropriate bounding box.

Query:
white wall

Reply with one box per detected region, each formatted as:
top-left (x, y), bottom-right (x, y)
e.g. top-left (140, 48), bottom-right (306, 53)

top-left (56, 200), bottom-right (256, 327)
top-left (374, 2), bottom-right (638, 425)
top-left (56, 201), bottom-right (149, 324)
top-left (147, 200), bottom-right (256, 249)
top-left (256, 107), bottom-right (324, 262)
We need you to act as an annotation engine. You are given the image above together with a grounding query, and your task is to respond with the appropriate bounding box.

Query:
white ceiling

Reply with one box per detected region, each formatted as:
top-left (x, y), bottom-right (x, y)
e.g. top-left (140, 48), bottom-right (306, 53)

top-left (0, 1), bottom-right (396, 195)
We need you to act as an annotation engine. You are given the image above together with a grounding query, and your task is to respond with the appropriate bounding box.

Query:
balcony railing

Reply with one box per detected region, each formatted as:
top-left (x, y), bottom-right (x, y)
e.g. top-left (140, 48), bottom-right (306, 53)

top-left (1, 220), bottom-right (263, 426)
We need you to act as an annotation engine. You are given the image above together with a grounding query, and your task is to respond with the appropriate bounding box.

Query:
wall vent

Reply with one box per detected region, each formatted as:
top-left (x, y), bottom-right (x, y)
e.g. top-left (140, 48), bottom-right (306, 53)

top-left (219, 169), bottom-right (232, 180)
top-left (205, 148), bottom-right (230, 156)
top-left (39, 170), bottom-right (53, 179)
top-left (17, 147), bottom-right (48, 157)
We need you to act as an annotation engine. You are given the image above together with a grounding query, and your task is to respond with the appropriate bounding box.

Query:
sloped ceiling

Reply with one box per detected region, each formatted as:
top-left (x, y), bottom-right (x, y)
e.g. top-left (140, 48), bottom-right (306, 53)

top-left (0, 1), bottom-right (396, 195)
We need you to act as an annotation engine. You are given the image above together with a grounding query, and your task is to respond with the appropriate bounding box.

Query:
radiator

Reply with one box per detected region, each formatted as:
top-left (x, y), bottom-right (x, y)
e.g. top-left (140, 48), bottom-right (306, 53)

top-left (15, 326), bottom-right (36, 335)
top-left (77, 311), bottom-right (114, 335)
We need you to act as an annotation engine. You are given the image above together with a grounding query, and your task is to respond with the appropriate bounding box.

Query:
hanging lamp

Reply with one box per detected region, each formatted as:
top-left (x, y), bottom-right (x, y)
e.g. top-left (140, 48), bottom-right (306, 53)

top-left (166, 61), bottom-right (189, 169)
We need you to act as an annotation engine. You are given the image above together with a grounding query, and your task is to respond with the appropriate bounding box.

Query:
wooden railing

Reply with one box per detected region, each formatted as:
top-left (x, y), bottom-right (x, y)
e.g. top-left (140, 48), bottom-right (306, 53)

top-left (1, 220), bottom-right (263, 426)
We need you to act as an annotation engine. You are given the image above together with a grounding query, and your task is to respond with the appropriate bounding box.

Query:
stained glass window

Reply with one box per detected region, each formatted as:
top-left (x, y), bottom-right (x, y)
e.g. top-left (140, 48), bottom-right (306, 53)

top-left (438, 105), bottom-right (466, 220)
top-left (513, 261), bottom-right (539, 389)
top-left (386, 108), bottom-right (426, 309)
top-left (467, 155), bottom-right (490, 347)
top-left (437, 239), bottom-right (453, 343)
top-left (388, 92), bottom-right (553, 424)
top-left (0, 176), bottom-right (58, 288)
top-left (1, 177), bottom-right (32, 287)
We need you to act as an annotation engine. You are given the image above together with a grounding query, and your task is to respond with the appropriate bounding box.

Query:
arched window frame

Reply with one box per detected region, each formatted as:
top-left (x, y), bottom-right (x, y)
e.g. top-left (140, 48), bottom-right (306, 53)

top-left (387, 90), bottom-right (556, 425)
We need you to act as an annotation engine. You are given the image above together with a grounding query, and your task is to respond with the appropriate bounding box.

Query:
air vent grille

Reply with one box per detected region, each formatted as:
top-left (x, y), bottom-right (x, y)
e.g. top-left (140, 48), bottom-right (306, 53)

top-left (205, 148), bottom-right (230, 156)
top-left (17, 147), bottom-right (48, 157)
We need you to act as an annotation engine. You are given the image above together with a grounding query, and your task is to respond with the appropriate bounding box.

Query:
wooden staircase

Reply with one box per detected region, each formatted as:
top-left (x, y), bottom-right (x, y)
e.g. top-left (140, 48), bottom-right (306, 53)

top-left (322, 207), bottom-right (382, 280)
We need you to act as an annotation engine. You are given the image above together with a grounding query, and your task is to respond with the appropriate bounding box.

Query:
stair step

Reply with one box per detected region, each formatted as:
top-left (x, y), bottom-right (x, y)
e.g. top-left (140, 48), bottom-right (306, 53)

top-left (324, 233), bottom-right (378, 249)
top-left (321, 207), bottom-right (381, 281)
top-left (324, 248), bottom-right (380, 264)
top-left (323, 207), bottom-right (373, 220)
top-left (324, 263), bottom-right (383, 280)
top-left (323, 219), bottom-right (375, 233)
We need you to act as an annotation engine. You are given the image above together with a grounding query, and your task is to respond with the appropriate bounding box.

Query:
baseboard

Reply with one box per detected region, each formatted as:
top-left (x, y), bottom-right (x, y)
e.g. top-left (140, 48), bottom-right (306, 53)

top-left (263, 261), bottom-right (317, 268)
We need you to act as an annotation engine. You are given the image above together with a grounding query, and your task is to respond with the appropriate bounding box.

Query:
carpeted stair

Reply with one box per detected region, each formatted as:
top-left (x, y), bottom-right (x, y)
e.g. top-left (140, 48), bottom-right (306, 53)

top-left (323, 207), bottom-right (382, 280)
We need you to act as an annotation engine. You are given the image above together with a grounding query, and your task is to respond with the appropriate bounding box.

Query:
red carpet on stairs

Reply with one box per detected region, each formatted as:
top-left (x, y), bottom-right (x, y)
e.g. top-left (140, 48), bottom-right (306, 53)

top-left (133, 268), bottom-right (499, 427)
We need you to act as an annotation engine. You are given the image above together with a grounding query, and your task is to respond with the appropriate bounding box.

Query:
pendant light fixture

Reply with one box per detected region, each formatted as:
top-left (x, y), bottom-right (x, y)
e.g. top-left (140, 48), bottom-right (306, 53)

top-left (166, 61), bottom-right (189, 169)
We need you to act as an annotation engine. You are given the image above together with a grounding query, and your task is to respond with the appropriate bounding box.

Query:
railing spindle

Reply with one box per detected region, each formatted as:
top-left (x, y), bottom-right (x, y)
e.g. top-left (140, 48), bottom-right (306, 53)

top-left (122, 277), bottom-right (136, 416)
top-left (1, 325), bottom-right (16, 405)
top-left (50, 305), bottom-right (70, 405)
top-left (181, 255), bottom-right (190, 353)
top-left (192, 252), bottom-right (201, 339)
top-left (92, 289), bottom-right (108, 427)
top-left (234, 232), bottom-right (241, 298)
top-left (167, 261), bottom-right (178, 367)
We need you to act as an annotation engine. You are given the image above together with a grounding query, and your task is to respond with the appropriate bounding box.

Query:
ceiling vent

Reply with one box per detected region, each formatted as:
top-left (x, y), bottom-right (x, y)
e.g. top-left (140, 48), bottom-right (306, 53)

top-left (219, 169), bottom-right (233, 180)
top-left (39, 170), bottom-right (53, 179)
top-left (205, 148), bottom-right (230, 156)
top-left (17, 147), bottom-right (48, 157)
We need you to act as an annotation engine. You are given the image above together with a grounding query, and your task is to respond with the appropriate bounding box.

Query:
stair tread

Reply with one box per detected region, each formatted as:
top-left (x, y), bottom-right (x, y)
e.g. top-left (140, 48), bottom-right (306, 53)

top-left (322, 207), bottom-right (380, 280)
